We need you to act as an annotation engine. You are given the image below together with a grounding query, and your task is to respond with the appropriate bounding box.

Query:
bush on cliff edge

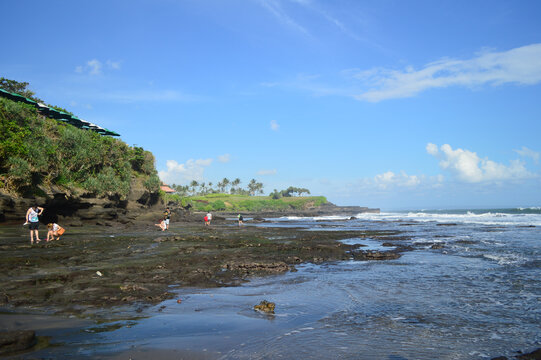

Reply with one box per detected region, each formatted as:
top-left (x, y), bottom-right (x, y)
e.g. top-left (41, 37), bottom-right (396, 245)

top-left (0, 97), bottom-right (159, 199)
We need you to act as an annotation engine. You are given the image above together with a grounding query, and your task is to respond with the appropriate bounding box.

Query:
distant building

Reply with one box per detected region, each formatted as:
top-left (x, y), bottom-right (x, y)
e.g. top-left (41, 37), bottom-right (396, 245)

top-left (160, 184), bottom-right (176, 194)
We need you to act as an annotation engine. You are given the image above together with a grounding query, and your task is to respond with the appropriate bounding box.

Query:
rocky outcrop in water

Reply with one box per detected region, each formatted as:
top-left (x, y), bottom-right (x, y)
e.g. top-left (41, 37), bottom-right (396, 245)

top-left (352, 250), bottom-right (401, 260)
top-left (254, 300), bottom-right (275, 314)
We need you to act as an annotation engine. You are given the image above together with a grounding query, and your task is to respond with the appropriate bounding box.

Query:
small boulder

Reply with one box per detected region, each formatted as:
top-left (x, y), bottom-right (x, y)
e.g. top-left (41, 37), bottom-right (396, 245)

top-left (254, 300), bottom-right (275, 314)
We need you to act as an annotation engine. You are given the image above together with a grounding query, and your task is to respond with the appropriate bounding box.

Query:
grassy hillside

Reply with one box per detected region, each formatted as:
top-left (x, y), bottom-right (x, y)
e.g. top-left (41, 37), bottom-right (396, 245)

top-left (0, 96), bottom-right (160, 199)
top-left (163, 193), bottom-right (328, 212)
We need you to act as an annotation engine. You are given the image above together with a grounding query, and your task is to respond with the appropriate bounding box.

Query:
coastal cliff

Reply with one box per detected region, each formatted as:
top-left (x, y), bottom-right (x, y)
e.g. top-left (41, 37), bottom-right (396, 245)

top-left (0, 176), bottom-right (161, 225)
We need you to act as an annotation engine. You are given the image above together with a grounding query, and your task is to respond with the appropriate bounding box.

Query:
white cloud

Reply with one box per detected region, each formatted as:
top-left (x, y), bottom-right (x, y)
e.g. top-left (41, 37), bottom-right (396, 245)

top-left (217, 154), bottom-right (231, 163)
top-left (75, 59), bottom-right (121, 76)
top-left (158, 158), bottom-right (213, 185)
top-left (257, 169), bottom-right (277, 175)
top-left (426, 142), bottom-right (439, 156)
top-left (270, 120), bottom-right (280, 131)
top-left (373, 171), bottom-right (422, 189)
top-left (352, 43), bottom-right (541, 102)
top-left (514, 146), bottom-right (540, 164)
top-left (427, 143), bottom-right (534, 183)
top-left (87, 59), bottom-right (102, 75)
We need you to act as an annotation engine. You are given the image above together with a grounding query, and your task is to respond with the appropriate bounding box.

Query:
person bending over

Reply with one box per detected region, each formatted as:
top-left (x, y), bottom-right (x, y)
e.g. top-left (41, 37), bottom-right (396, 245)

top-left (46, 223), bottom-right (65, 241)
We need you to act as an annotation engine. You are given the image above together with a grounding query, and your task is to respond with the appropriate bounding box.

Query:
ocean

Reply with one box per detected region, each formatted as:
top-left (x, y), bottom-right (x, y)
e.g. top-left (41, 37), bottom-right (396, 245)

top-left (18, 208), bottom-right (541, 359)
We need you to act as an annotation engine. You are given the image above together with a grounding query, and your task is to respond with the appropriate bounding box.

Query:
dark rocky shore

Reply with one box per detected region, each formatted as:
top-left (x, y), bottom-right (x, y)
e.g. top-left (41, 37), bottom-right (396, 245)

top-left (0, 216), bottom-right (399, 315)
top-left (0, 210), bottom-right (403, 355)
top-left (1, 211), bottom-right (539, 359)
top-left (0, 184), bottom-right (381, 316)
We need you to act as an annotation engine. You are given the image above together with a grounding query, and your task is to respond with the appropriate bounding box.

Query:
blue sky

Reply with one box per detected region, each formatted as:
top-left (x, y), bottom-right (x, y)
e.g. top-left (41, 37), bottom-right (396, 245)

top-left (2, 0), bottom-right (540, 209)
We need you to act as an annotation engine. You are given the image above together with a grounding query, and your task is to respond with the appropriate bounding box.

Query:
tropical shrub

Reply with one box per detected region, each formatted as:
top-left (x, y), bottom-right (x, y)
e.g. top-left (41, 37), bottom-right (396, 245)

top-left (0, 86), bottom-right (161, 199)
top-left (212, 200), bottom-right (226, 211)
top-left (144, 174), bottom-right (161, 192)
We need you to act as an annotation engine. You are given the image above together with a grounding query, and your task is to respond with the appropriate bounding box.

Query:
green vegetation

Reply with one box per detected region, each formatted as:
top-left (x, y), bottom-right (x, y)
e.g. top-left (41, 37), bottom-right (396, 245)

top-left (166, 193), bottom-right (327, 212)
top-left (0, 79), bottom-right (159, 199)
top-left (0, 77), bottom-right (42, 102)
top-left (269, 186), bottom-right (311, 199)
top-left (171, 177), bottom-right (264, 196)
top-left (164, 180), bottom-right (325, 212)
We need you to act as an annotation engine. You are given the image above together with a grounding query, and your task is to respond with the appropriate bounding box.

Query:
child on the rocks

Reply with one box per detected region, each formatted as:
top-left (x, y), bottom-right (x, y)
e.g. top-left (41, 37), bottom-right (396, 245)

top-left (46, 223), bottom-right (65, 241)
top-left (155, 219), bottom-right (166, 231)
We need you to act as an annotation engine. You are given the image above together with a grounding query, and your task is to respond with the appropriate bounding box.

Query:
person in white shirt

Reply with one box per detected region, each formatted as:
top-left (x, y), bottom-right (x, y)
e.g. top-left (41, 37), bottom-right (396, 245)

top-left (25, 205), bottom-right (44, 244)
top-left (47, 223), bottom-right (65, 241)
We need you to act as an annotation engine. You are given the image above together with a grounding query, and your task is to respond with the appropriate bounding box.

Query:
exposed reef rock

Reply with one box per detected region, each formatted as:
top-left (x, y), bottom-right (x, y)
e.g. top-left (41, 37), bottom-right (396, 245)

top-left (352, 250), bottom-right (401, 260)
top-left (224, 261), bottom-right (290, 275)
top-left (254, 300), bottom-right (276, 314)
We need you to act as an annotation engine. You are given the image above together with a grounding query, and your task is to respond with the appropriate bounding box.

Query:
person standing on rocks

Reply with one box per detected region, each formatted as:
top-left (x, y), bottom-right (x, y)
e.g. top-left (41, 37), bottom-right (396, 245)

top-left (238, 214), bottom-right (243, 226)
top-left (163, 207), bottom-right (171, 230)
top-left (205, 211), bottom-right (212, 226)
top-left (25, 205), bottom-right (44, 244)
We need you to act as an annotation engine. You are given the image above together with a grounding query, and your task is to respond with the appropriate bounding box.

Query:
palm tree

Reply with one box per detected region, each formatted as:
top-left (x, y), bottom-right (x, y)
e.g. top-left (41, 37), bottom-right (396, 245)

top-left (199, 182), bottom-right (206, 195)
top-left (231, 178), bottom-right (241, 194)
top-left (248, 179), bottom-right (257, 196)
top-left (189, 180), bottom-right (199, 195)
top-left (255, 181), bottom-right (264, 195)
top-left (222, 178), bottom-right (230, 194)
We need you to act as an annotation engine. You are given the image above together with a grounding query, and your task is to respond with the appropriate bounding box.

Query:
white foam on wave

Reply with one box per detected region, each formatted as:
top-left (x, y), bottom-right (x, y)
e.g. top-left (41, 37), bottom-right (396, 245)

top-left (276, 215), bottom-right (353, 221)
top-left (271, 209), bottom-right (541, 226)
top-left (483, 253), bottom-right (527, 265)
top-left (353, 211), bottom-right (541, 226)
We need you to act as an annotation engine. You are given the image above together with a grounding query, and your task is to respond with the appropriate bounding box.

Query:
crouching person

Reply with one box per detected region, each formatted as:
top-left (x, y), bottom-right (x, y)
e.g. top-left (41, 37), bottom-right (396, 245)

top-left (47, 223), bottom-right (65, 241)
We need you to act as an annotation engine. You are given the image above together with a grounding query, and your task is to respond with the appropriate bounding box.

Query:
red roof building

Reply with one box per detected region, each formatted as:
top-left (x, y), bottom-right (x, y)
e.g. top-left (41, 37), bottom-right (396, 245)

top-left (160, 184), bottom-right (176, 193)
